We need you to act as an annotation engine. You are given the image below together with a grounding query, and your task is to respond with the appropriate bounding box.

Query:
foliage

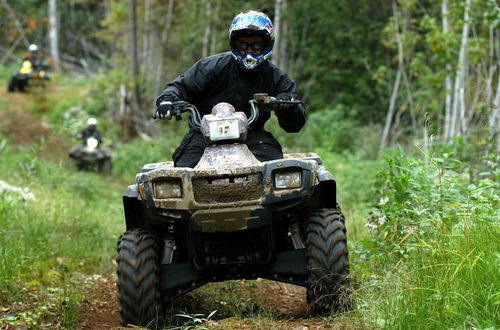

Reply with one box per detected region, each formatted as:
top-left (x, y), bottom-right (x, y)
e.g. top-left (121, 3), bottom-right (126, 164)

top-left (267, 106), bottom-right (380, 157)
top-left (0, 136), bottom-right (123, 328)
top-left (354, 143), bottom-right (499, 328)
top-left (112, 125), bottom-right (184, 178)
top-left (285, 0), bottom-right (392, 118)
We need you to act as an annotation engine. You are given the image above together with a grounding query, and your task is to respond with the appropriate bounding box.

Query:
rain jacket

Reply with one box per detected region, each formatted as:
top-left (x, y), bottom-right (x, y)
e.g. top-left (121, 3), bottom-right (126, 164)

top-left (157, 52), bottom-right (306, 132)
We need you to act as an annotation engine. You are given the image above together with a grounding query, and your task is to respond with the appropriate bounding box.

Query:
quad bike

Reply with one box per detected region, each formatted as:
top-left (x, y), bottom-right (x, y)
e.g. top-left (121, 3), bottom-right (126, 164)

top-left (116, 94), bottom-right (350, 327)
top-left (68, 137), bottom-right (112, 173)
top-left (7, 59), bottom-right (50, 92)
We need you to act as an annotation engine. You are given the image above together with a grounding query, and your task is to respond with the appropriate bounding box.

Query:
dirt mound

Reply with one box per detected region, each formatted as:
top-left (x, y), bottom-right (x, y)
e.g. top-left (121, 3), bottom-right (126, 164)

top-left (77, 277), bottom-right (121, 330)
top-left (0, 90), bottom-right (70, 161)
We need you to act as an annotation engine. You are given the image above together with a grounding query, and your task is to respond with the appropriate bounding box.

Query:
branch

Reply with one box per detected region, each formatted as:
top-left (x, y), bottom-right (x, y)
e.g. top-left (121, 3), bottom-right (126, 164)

top-left (0, 0), bottom-right (31, 48)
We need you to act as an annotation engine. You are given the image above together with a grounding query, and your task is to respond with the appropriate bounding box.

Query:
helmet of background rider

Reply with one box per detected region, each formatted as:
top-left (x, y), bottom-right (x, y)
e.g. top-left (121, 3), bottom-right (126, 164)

top-left (28, 44), bottom-right (39, 52)
top-left (229, 10), bottom-right (274, 70)
top-left (87, 117), bottom-right (98, 128)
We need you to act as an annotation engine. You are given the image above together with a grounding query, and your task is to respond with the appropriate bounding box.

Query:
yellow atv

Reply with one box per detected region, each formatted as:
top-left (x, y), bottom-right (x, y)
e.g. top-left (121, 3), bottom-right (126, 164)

top-left (7, 59), bottom-right (50, 92)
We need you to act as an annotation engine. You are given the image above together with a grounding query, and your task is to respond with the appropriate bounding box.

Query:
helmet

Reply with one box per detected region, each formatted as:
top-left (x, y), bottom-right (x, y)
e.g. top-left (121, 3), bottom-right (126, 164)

top-left (229, 10), bottom-right (274, 70)
top-left (28, 44), bottom-right (38, 52)
top-left (87, 118), bottom-right (98, 126)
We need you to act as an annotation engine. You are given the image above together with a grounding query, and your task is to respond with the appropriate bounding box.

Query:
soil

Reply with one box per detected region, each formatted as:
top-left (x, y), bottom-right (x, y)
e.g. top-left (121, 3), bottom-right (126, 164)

top-left (75, 277), bottom-right (352, 330)
top-left (76, 277), bottom-right (121, 330)
top-left (0, 86), bottom-right (71, 162)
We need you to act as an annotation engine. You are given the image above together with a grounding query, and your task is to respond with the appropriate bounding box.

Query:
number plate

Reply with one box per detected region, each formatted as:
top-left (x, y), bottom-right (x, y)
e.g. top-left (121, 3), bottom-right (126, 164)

top-left (209, 119), bottom-right (240, 141)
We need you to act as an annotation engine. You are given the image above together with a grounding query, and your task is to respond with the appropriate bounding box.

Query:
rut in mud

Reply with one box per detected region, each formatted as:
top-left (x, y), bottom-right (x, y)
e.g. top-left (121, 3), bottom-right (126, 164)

top-left (77, 276), bottom-right (353, 329)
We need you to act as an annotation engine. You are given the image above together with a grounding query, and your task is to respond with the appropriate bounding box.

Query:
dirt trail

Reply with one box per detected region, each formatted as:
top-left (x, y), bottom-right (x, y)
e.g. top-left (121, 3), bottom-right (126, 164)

top-left (77, 277), bottom-right (350, 330)
top-left (0, 86), bottom-right (70, 161)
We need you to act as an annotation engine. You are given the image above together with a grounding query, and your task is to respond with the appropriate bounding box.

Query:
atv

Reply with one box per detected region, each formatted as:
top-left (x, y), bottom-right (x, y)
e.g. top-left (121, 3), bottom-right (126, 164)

top-left (116, 94), bottom-right (350, 327)
top-left (68, 137), bottom-right (112, 173)
top-left (7, 59), bottom-right (49, 92)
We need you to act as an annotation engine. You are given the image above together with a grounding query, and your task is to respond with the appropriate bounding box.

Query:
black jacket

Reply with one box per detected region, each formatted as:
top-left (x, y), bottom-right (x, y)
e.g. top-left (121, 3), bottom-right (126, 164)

top-left (157, 52), bottom-right (306, 132)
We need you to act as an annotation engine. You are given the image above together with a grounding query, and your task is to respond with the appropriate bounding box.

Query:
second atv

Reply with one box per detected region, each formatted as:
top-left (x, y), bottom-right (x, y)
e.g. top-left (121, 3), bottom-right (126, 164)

top-left (68, 137), bottom-right (112, 173)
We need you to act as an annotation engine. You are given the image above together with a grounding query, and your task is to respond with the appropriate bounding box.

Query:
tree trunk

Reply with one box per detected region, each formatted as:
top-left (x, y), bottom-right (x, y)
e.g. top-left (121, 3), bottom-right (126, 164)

top-left (48, 0), bottom-right (61, 72)
top-left (129, 0), bottom-right (141, 109)
top-left (380, 1), bottom-right (404, 152)
top-left (451, 0), bottom-right (471, 138)
top-left (202, 0), bottom-right (212, 58)
top-left (279, 0), bottom-right (288, 71)
top-left (144, 0), bottom-right (152, 85)
top-left (273, 0), bottom-right (283, 67)
top-left (154, 0), bottom-right (175, 95)
top-left (442, 0), bottom-right (453, 141)
top-left (209, 1), bottom-right (220, 56)
top-left (1, 0), bottom-right (31, 48)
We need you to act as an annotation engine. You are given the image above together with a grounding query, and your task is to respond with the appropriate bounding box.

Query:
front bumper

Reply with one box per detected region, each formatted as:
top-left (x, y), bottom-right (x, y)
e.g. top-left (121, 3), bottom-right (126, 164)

top-left (134, 158), bottom-right (317, 213)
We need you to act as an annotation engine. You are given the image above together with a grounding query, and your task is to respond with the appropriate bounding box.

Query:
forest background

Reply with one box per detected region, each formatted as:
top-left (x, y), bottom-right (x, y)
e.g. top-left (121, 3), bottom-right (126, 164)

top-left (0, 0), bottom-right (498, 329)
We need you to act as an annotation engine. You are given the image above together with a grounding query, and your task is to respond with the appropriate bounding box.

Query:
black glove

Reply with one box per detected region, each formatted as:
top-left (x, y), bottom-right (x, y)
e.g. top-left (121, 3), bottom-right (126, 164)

top-left (154, 100), bottom-right (184, 120)
top-left (154, 100), bottom-right (173, 119)
top-left (275, 93), bottom-right (295, 110)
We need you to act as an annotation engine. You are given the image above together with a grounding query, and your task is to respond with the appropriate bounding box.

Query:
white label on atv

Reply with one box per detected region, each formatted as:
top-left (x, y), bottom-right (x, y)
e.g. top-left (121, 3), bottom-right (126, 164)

top-left (209, 119), bottom-right (240, 141)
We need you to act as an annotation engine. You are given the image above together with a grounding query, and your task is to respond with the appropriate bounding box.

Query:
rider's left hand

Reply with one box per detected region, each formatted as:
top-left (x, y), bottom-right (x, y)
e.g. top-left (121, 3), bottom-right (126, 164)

top-left (275, 93), bottom-right (295, 110)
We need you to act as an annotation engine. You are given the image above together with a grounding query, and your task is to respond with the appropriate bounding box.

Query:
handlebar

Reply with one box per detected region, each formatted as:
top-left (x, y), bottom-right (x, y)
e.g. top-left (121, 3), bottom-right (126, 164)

top-left (153, 93), bottom-right (302, 127)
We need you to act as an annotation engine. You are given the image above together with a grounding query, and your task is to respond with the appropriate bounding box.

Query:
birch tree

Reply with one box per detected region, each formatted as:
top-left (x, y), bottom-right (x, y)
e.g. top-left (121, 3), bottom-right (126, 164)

top-left (442, 0), bottom-right (453, 141)
top-left (380, 1), bottom-right (404, 151)
top-left (48, 0), bottom-right (61, 72)
top-left (273, 0), bottom-right (283, 67)
top-left (450, 0), bottom-right (471, 138)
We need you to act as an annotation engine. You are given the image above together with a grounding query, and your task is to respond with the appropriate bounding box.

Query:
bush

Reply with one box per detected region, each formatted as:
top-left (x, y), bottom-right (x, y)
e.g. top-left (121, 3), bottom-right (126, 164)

top-left (267, 104), bottom-right (380, 158)
top-left (356, 144), bottom-right (499, 329)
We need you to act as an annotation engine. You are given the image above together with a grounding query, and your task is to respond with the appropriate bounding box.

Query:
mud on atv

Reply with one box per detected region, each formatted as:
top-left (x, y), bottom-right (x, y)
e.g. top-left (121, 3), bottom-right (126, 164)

top-left (68, 137), bottom-right (112, 173)
top-left (116, 94), bottom-right (351, 327)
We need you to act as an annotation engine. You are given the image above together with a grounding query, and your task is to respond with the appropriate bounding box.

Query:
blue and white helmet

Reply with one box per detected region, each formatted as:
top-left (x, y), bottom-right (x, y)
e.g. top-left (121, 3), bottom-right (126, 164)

top-left (229, 10), bottom-right (274, 70)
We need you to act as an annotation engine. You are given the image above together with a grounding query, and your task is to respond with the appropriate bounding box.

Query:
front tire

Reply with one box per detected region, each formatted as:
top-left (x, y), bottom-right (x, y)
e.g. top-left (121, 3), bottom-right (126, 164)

top-left (98, 158), bottom-right (112, 174)
top-left (116, 229), bottom-right (163, 328)
top-left (306, 208), bottom-right (351, 315)
top-left (7, 78), bottom-right (15, 92)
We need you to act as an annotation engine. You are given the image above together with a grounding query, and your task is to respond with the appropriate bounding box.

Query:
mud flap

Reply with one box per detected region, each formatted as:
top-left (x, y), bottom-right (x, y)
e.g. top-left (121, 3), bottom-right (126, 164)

top-left (259, 249), bottom-right (308, 286)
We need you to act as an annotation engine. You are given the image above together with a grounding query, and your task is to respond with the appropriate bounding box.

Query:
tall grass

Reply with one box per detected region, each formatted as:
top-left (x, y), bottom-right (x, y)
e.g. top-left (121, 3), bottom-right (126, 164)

top-left (0, 136), bottom-right (123, 327)
top-left (356, 146), bottom-right (499, 329)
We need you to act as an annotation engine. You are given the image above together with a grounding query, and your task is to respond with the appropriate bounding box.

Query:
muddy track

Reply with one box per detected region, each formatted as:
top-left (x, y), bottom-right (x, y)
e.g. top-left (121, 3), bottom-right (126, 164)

top-left (0, 87), bottom-right (70, 161)
top-left (77, 276), bottom-right (351, 329)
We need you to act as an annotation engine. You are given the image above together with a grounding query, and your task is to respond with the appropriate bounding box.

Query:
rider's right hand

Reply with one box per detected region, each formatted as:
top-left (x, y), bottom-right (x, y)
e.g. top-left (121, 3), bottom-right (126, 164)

top-left (154, 100), bottom-right (173, 119)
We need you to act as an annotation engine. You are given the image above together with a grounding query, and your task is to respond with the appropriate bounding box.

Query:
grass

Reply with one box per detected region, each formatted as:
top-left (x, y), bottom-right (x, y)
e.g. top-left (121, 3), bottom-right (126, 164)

top-left (351, 145), bottom-right (499, 329)
top-left (0, 135), bottom-right (123, 328)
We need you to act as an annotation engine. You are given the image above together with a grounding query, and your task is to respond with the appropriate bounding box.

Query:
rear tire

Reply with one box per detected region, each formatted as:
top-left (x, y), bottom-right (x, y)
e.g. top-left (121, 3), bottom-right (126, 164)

top-left (306, 208), bottom-right (351, 315)
top-left (116, 229), bottom-right (163, 328)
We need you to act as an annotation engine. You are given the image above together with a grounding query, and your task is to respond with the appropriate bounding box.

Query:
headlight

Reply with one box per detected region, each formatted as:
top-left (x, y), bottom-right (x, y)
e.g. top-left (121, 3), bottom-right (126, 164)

top-left (275, 171), bottom-right (302, 189)
top-left (86, 137), bottom-right (99, 148)
top-left (154, 180), bottom-right (182, 198)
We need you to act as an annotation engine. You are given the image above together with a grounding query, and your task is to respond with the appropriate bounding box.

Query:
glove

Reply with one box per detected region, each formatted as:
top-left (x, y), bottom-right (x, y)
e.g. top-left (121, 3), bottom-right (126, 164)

top-left (275, 93), bottom-right (295, 110)
top-left (154, 100), bottom-right (181, 120)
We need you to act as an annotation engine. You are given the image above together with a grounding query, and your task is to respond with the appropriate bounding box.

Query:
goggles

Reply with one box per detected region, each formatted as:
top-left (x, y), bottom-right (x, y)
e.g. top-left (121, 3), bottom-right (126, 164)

top-left (235, 41), bottom-right (265, 52)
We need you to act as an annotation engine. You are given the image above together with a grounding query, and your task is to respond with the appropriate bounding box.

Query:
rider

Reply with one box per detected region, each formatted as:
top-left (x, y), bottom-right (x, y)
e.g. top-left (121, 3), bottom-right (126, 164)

top-left (20, 44), bottom-right (48, 77)
top-left (155, 10), bottom-right (306, 168)
top-left (77, 118), bottom-right (103, 146)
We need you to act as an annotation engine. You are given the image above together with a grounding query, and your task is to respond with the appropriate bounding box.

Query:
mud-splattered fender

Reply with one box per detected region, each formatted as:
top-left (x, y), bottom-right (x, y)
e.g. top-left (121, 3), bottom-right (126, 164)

top-left (122, 184), bottom-right (143, 230)
top-left (314, 165), bottom-right (337, 208)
